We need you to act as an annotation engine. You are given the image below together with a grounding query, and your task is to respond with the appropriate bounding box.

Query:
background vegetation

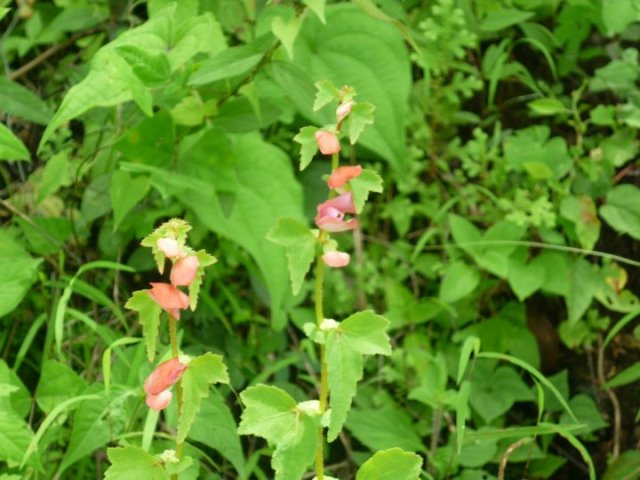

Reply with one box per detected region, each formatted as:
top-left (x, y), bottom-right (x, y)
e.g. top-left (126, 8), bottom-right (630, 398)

top-left (1, 0), bottom-right (640, 478)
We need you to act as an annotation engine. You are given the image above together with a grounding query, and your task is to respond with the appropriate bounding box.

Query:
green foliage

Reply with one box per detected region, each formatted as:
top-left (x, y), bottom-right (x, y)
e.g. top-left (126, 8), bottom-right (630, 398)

top-left (267, 218), bottom-right (316, 295)
top-left (105, 445), bottom-right (170, 480)
top-left (125, 291), bottom-right (161, 362)
top-left (356, 448), bottom-right (422, 480)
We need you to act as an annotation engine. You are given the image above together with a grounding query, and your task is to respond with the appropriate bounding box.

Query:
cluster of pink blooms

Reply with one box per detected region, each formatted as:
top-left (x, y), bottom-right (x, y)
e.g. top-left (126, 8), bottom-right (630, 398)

top-left (142, 238), bottom-right (201, 411)
top-left (312, 100), bottom-right (364, 269)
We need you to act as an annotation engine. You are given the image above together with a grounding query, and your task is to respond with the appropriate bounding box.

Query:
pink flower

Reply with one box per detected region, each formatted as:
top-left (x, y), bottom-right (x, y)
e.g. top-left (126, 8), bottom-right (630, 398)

top-left (315, 192), bottom-right (358, 232)
top-left (315, 130), bottom-right (341, 155)
top-left (322, 251), bottom-right (350, 268)
top-left (156, 238), bottom-right (182, 258)
top-left (144, 357), bottom-right (187, 411)
top-left (170, 255), bottom-right (199, 286)
top-left (147, 282), bottom-right (190, 320)
top-left (146, 389), bottom-right (173, 411)
top-left (336, 101), bottom-right (353, 123)
top-left (327, 165), bottom-right (363, 190)
top-left (144, 357), bottom-right (187, 395)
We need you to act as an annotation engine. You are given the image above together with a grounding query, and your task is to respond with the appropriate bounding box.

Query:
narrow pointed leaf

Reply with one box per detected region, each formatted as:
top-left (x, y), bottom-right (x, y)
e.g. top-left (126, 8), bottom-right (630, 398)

top-left (125, 291), bottom-right (161, 361)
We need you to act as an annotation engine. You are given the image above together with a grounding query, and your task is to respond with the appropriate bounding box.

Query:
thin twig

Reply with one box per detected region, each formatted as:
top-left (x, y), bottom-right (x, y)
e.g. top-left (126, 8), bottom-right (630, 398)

top-left (498, 437), bottom-right (534, 480)
top-left (597, 334), bottom-right (622, 459)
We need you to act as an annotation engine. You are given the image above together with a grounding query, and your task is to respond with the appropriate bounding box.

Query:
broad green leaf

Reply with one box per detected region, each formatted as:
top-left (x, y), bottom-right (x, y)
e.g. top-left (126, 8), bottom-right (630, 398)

top-left (346, 405), bottom-right (426, 453)
top-left (115, 45), bottom-right (171, 87)
top-left (0, 244), bottom-right (40, 318)
top-left (314, 79), bottom-right (340, 111)
top-left (470, 365), bottom-right (533, 423)
top-left (356, 448), bottom-right (422, 480)
top-left (178, 353), bottom-right (229, 443)
top-left (238, 384), bottom-right (317, 480)
top-left (35, 360), bottom-right (88, 414)
top-left (347, 102), bottom-right (375, 145)
top-left (503, 126), bottom-right (571, 180)
top-left (0, 123), bottom-right (29, 161)
top-left (58, 385), bottom-right (131, 476)
top-left (188, 392), bottom-right (245, 477)
top-left (114, 112), bottom-right (175, 170)
top-left (272, 15), bottom-right (302, 60)
top-left (303, 0), bottom-right (326, 23)
top-left (293, 126), bottom-right (320, 171)
top-left (340, 310), bottom-right (392, 355)
top-left (480, 9), bottom-right (534, 32)
top-left (600, 184), bottom-right (640, 240)
top-left (350, 168), bottom-right (383, 213)
top-left (601, 0), bottom-right (640, 36)
top-left (105, 445), bottom-right (169, 480)
top-left (125, 290), bottom-right (162, 361)
top-left (507, 258), bottom-right (545, 301)
top-left (0, 78), bottom-right (52, 124)
top-left (267, 218), bottom-right (316, 295)
top-left (0, 360), bottom-right (30, 418)
top-left (439, 261), bottom-right (480, 303)
top-left (449, 214), bottom-right (482, 258)
top-left (603, 450), bottom-right (640, 480)
top-left (565, 258), bottom-right (597, 324)
top-left (110, 171), bottom-right (151, 230)
top-left (0, 411), bottom-right (33, 465)
top-left (189, 45), bottom-right (263, 86)
top-left (560, 195), bottom-right (600, 250)
top-left (38, 152), bottom-right (72, 202)
top-left (285, 4), bottom-right (411, 170)
top-left (177, 131), bottom-right (304, 329)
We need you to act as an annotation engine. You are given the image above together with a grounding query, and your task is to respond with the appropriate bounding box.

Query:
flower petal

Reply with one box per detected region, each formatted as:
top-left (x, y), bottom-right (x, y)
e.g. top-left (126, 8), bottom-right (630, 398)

top-left (170, 255), bottom-right (200, 286)
top-left (327, 165), bottom-right (362, 190)
top-left (146, 390), bottom-right (173, 411)
top-left (144, 357), bottom-right (188, 395)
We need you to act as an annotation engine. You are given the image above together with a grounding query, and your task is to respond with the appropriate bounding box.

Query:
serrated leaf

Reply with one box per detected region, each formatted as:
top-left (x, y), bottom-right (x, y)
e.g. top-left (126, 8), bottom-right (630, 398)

top-left (125, 291), bottom-right (161, 361)
top-left (303, 0), bottom-right (326, 23)
top-left (105, 445), bottom-right (169, 480)
top-left (293, 126), bottom-right (319, 171)
top-left (188, 250), bottom-right (217, 310)
top-left (141, 219), bottom-right (192, 274)
top-left (325, 311), bottom-right (390, 440)
top-left (349, 168), bottom-right (383, 213)
top-left (177, 353), bottom-right (229, 443)
top-left (238, 384), bottom-right (317, 480)
top-left (272, 15), bottom-right (302, 60)
top-left (314, 79), bottom-right (339, 111)
top-left (111, 171), bottom-right (150, 230)
top-left (0, 123), bottom-right (29, 162)
top-left (267, 218), bottom-right (316, 295)
top-left (347, 102), bottom-right (375, 144)
top-left (356, 448), bottom-right (422, 480)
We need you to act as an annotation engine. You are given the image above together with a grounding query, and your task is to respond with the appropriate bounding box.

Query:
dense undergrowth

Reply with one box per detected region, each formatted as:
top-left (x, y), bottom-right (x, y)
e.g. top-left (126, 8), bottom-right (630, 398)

top-left (1, 0), bottom-right (640, 479)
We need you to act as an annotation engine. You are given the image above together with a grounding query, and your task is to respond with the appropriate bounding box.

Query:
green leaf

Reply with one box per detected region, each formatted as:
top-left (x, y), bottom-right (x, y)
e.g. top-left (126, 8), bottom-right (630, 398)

top-left (347, 102), bottom-right (375, 145)
top-left (303, 0), bottom-right (326, 23)
top-left (314, 80), bottom-right (340, 111)
top-left (565, 258), bottom-right (597, 324)
top-left (601, 0), bottom-right (640, 36)
top-left (0, 411), bottom-right (33, 465)
top-left (603, 450), bottom-right (640, 480)
top-left (238, 385), bottom-right (317, 480)
top-left (35, 360), bottom-right (88, 414)
top-left (0, 78), bottom-right (52, 125)
top-left (189, 45), bottom-right (262, 86)
top-left (349, 168), bottom-right (383, 213)
top-left (560, 195), bottom-right (601, 250)
top-left (267, 218), bottom-right (316, 296)
top-left (480, 9), bottom-right (534, 32)
top-left (272, 15), bottom-right (302, 60)
top-left (439, 261), bottom-right (480, 303)
top-left (38, 152), bottom-right (72, 202)
top-left (0, 123), bottom-right (29, 162)
top-left (507, 258), bottom-right (545, 301)
top-left (600, 184), bottom-right (640, 240)
top-left (178, 353), bottom-right (229, 443)
top-left (188, 250), bottom-right (217, 310)
top-left (356, 448), bottom-right (422, 480)
top-left (604, 361), bottom-right (640, 389)
top-left (503, 126), bottom-right (571, 180)
top-left (105, 445), bottom-right (170, 480)
top-left (114, 45), bottom-right (171, 87)
top-left (470, 365), bottom-right (533, 423)
top-left (293, 126), bottom-right (319, 171)
top-left (457, 336), bottom-right (481, 385)
top-left (456, 381), bottom-right (471, 453)
top-left (0, 360), bottom-right (30, 418)
top-left (110, 171), bottom-right (150, 230)
top-left (140, 218), bottom-right (192, 274)
top-left (0, 231), bottom-right (41, 319)
top-left (125, 291), bottom-right (161, 361)
top-left (58, 385), bottom-right (131, 476)
top-left (187, 392), bottom-right (246, 477)
top-left (283, 4), bottom-right (411, 170)
top-left (528, 98), bottom-right (567, 116)
top-left (339, 310), bottom-right (392, 355)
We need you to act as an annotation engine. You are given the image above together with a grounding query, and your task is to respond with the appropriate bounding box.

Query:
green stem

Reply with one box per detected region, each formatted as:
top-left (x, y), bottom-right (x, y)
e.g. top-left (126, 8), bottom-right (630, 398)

top-left (168, 316), bottom-right (184, 480)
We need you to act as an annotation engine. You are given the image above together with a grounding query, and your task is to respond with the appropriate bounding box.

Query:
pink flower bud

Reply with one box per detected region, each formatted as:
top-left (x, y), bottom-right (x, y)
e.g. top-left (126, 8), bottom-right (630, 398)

top-left (336, 101), bottom-right (353, 123)
top-left (322, 251), bottom-right (350, 268)
top-left (315, 130), bottom-right (341, 155)
top-left (156, 238), bottom-right (182, 258)
top-left (327, 165), bottom-right (363, 190)
top-left (170, 255), bottom-right (200, 286)
top-left (144, 357), bottom-right (188, 396)
top-left (147, 282), bottom-right (190, 319)
top-left (146, 389), bottom-right (173, 411)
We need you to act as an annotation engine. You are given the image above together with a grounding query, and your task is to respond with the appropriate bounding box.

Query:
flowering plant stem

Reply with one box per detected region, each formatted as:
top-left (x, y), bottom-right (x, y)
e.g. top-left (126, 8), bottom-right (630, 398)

top-left (168, 316), bottom-right (184, 479)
